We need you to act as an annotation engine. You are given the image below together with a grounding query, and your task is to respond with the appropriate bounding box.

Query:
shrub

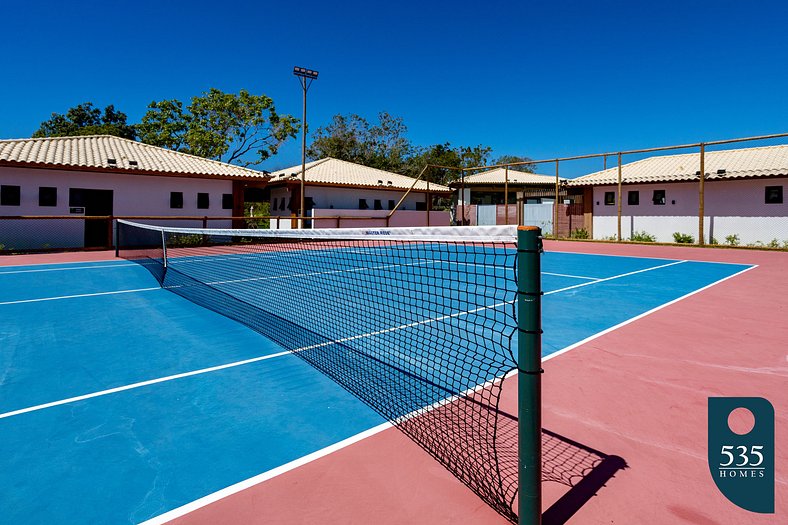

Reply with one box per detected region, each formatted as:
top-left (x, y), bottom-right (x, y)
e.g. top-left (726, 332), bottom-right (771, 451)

top-left (630, 230), bottom-right (656, 243)
top-left (170, 234), bottom-right (205, 248)
top-left (673, 232), bottom-right (695, 244)
top-left (724, 234), bottom-right (740, 246)
top-left (766, 238), bottom-right (780, 249)
top-left (569, 228), bottom-right (589, 239)
top-left (709, 236), bottom-right (719, 245)
top-left (783, 240), bottom-right (788, 250)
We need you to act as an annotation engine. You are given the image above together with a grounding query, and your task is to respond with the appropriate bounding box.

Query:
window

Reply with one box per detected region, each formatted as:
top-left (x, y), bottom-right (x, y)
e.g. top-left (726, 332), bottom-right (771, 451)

top-left (272, 198), bottom-right (278, 210)
top-left (0, 185), bottom-right (21, 206)
top-left (222, 193), bottom-right (233, 210)
top-left (652, 189), bottom-right (666, 205)
top-left (388, 199), bottom-right (396, 210)
top-left (304, 197), bottom-right (315, 210)
top-left (197, 193), bottom-right (210, 209)
top-left (415, 201), bottom-right (427, 211)
top-left (170, 192), bottom-right (184, 209)
top-left (765, 186), bottom-right (783, 204)
top-left (358, 199), bottom-right (369, 210)
top-left (627, 190), bottom-right (639, 205)
top-left (373, 199), bottom-right (383, 210)
top-left (604, 191), bottom-right (615, 205)
top-left (280, 198), bottom-right (286, 211)
top-left (39, 187), bottom-right (57, 207)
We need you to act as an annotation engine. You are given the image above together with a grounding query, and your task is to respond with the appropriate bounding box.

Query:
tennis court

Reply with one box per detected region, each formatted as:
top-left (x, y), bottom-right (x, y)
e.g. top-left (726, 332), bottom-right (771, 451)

top-left (0, 226), bottom-right (753, 524)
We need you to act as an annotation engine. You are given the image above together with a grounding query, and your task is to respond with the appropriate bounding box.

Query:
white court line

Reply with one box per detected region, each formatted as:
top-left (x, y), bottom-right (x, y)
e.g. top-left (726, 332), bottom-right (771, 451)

top-left (540, 264), bottom-right (758, 363)
top-left (0, 287), bottom-right (160, 306)
top-left (545, 260), bottom-right (686, 295)
top-left (138, 422), bottom-right (395, 525)
top-left (140, 262), bottom-right (760, 525)
top-left (542, 271), bottom-right (598, 280)
top-left (0, 263), bottom-right (136, 275)
top-left (0, 350), bottom-right (293, 420)
top-left (546, 248), bottom-right (756, 266)
top-left (0, 257), bottom-right (689, 417)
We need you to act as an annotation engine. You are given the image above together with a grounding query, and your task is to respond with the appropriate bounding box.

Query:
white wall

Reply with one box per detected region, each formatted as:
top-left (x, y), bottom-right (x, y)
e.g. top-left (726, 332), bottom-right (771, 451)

top-left (269, 185), bottom-right (428, 216)
top-left (592, 178), bottom-right (788, 244)
top-left (311, 208), bottom-right (450, 228)
top-left (0, 166), bottom-right (234, 249)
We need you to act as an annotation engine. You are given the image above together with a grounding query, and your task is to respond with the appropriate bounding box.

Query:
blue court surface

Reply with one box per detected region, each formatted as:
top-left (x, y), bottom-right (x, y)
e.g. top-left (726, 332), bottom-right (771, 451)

top-left (0, 249), bottom-right (751, 524)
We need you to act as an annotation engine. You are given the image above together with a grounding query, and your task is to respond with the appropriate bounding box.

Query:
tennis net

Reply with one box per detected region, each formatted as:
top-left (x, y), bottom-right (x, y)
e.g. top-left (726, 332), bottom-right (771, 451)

top-left (117, 220), bottom-right (541, 522)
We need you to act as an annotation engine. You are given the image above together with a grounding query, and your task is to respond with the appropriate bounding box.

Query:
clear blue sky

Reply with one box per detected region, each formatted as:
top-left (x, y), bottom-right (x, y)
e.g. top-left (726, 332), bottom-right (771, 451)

top-left (1, 0), bottom-right (786, 177)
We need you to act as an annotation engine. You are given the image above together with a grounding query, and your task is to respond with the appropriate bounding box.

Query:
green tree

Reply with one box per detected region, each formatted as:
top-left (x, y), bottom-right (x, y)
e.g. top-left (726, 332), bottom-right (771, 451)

top-left (136, 99), bottom-right (190, 152)
top-left (405, 143), bottom-right (492, 185)
top-left (139, 89), bottom-right (299, 167)
top-left (308, 112), bottom-right (413, 172)
top-left (33, 102), bottom-right (137, 139)
top-left (493, 154), bottom-right (535, 172)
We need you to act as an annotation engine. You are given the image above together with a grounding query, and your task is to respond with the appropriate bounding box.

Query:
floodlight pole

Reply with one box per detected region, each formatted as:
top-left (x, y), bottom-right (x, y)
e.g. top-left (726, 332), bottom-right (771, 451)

top-left (293, 66), bottom-right (319, 229)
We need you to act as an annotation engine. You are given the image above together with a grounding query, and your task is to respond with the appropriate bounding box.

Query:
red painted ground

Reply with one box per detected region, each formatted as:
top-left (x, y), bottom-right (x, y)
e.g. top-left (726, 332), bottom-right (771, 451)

top-left (0, 250), bottom-right (115, 267)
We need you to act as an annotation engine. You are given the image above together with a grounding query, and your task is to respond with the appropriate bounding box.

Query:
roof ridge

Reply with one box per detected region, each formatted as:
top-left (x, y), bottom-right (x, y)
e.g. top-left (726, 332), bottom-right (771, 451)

top-left (0, 135), bottom-right (267, 175)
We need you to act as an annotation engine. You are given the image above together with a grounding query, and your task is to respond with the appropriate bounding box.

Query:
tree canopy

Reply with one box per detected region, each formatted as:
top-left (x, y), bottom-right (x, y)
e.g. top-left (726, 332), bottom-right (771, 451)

top-left (33, 103), bottom-right (137, 139)
top-left (307, 112), bottom-right (412, 172)
top-left (493, 155), bottom-right (535, 173)
top-left (308, 112), bottom-right (527, 186)
top-left (138, 89), bottom-right (299, 167)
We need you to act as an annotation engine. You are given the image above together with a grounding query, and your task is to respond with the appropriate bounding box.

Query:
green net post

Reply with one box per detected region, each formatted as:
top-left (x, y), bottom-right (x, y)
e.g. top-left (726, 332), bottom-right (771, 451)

top-left (517, 226), bottom-right (543, 525)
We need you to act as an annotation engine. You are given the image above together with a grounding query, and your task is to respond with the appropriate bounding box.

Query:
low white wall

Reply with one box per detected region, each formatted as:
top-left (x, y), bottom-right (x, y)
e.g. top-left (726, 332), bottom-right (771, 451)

top-left (310, 208), bottom-right (450, 229)
top-left (269, 186), bottom-right (430, 218)
top-left (592, 178), bottom-right (787, 244)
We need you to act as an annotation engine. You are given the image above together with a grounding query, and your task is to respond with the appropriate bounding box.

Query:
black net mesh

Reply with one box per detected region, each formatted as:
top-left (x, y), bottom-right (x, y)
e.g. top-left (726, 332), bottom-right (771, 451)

top-left (118, 220), bottom-right (581, 521)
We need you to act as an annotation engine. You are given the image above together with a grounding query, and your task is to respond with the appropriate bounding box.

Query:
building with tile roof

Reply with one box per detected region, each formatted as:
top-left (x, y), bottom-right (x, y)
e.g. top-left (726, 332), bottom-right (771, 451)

top-left (566, 144), bottom-right (788, 244)
top-left (0, 135), bottom-right (269, 250)
top-left (451, 168), bottom-right (566, 206)
top-left (265, 158), bottom-right (452, 228)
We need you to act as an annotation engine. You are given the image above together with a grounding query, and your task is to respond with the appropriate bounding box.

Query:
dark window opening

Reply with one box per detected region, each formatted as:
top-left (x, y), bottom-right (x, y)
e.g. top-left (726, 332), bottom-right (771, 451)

top-left (271, 198), bottom-right (278, 210)
top-left (388, 199), bottom-right (396, 210)
top-left (765, 186), bottom-right (783, 204)
top-left (197, 193), bottom-right (210, 209)
top-left (39, 187), bottom-right (57, 207)
top-left (280, 198), bottom-right (286, 211)
top-left (359, 199), bottom-right (369, 210)
top-left (170, 192), bottom-right (184, 209)
top-left (627, 190), bottom-right (639, 205)
top-left (652, 189), bottom-right (666, 205)
top-left (373, 199), bottom-right (383, 210)
top-left (304, 197), bottom-right (315, 210)
top-left (222, 193), bottom-right (233, 210)
top-left (604, 191), bottom-right (615, 205)
top-left (415, 201), bottom-right (427, 211)
top-left (0, 185), bottom-right (21, 206)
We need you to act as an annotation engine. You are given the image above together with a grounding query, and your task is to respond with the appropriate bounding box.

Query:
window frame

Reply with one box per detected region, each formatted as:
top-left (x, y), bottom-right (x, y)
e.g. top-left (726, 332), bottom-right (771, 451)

top-left (652, 189), bottom-right (666, 205)
top-left (170, 191), bottom-right (184, 209)
top-left (373, 199), bottom-right (383, 210)
top-left (221, 193), bottom-right (233, 210)
top-left (627, 190), bottom-right (639, 205)
top-left (765, 185), bottom-right (783, 204)
top-left (0, 185), bottom-right (21, 206)
top-left (197, 192), bottom-right (210, 209)
top-left (358, 199), bottom-right (369, 210)
top-left (603, 191), bottom-right (615, 206)
top-left (39, 186), bottom-right (58, 207)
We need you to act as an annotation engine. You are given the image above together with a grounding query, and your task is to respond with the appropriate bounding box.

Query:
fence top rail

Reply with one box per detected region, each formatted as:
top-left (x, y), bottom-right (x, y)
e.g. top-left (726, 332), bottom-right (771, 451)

top-left (458, 131), bottom-right (788, 172)
top-left (0, 214), bottom-right (428, 221)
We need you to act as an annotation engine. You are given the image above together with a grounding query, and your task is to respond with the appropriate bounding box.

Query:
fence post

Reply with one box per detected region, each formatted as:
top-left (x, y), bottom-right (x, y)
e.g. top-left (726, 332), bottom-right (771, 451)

top-left (553, 160), bottom-right (559, 238)
top-left (698, 143), bottom-right (706, 245)
top-left (517, 226), bottom-right (543, 525)
top-left (202, 216), bottom-right (208, 229)
top-left (617, 152), bottom-right (623, 242)
top-left (505, 165), bottom-right (510, 225)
